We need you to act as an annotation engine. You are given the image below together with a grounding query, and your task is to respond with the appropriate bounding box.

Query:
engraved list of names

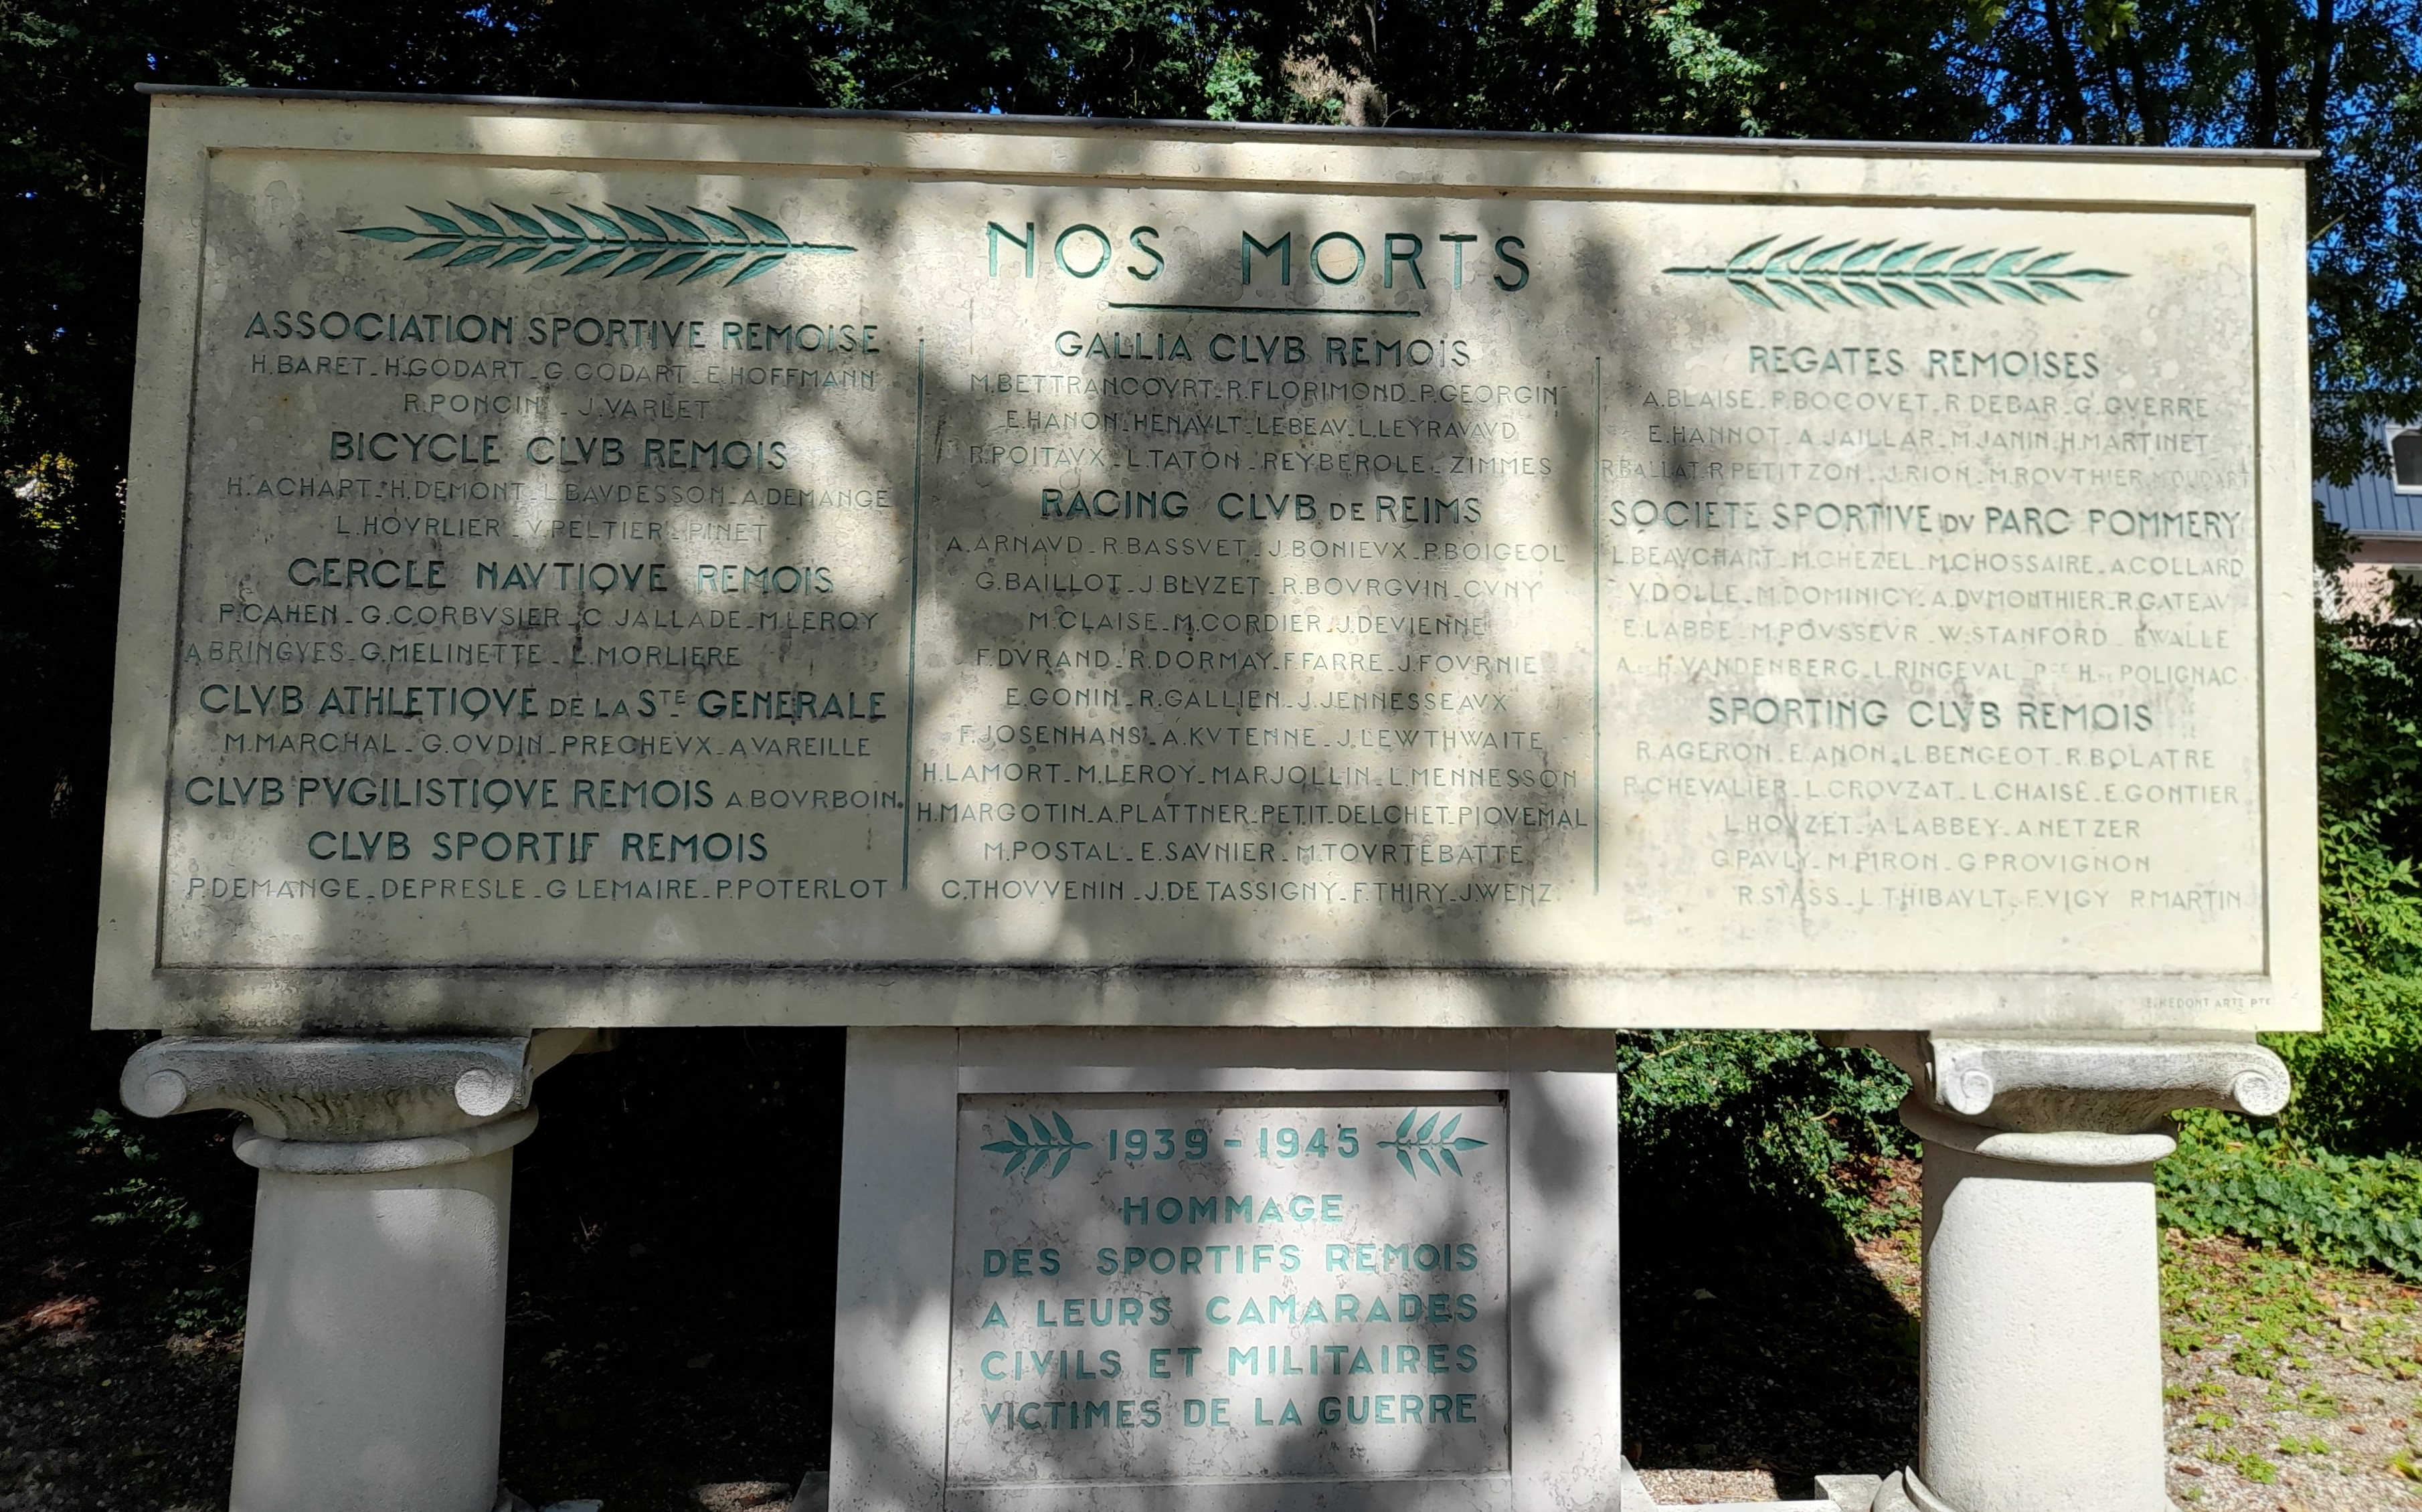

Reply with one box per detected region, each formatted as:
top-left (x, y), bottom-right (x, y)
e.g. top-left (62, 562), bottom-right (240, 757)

top-left (161, 158), bottom-right (2263, 980)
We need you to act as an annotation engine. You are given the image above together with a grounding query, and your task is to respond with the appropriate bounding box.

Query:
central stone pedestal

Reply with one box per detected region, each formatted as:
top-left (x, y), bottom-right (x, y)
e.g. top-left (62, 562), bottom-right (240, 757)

top-left (827, 1028), bottom-right (1622, 1512)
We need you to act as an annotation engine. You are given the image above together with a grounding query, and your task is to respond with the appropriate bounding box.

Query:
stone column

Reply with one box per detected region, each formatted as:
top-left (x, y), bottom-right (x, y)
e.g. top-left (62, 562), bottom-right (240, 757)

top-left (1850, 1036), bottom-right (2289, 1512)
top-left (120, 1030), bottom-right (604, 1512)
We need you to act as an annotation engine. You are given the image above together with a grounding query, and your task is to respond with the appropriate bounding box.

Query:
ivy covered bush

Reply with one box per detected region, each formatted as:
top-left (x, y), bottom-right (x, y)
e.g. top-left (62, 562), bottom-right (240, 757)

top-left (1616, 1031), bottom-right (1913, 1236)
top-left (2137, 520), bottom-right (2422, 1272)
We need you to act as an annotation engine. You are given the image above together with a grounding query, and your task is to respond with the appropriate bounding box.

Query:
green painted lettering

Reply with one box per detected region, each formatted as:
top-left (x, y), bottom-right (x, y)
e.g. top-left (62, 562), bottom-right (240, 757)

top-left (988, 221), bottom-right (1035, 278)
top-left (1241, 230), bottom-right (1292, 285)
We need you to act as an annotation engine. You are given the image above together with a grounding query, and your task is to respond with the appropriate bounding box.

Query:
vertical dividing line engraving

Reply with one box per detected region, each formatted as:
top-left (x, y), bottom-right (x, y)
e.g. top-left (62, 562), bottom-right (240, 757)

top-left (2243, 215), bottom-right (2273, 975)
top-left (899, 340), bottom-right (926, 891)
top-left (1591, 357), bottom-right (1604, 896)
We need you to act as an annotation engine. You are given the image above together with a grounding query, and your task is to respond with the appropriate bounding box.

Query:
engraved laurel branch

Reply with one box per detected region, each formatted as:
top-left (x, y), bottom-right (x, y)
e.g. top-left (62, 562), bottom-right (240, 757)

top-left (981, 1112), bottom-right (1095, 1180)
top-left (1377, 1109), bottom-right (1487, 1178)
top-left (1663, 236), bottom-right (2128, 312)
top-left (344, 202), bottom-right (855, 286)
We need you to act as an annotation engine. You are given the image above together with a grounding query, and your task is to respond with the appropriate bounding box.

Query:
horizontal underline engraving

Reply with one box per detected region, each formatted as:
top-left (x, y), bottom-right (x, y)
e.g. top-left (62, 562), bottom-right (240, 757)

top-left (1106, 300), bottom-right (1423, 318)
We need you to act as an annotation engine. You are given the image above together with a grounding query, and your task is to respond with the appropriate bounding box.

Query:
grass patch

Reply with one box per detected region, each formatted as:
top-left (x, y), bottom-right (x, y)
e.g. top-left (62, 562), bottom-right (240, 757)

top-left (2161, 1227), bottom-right (2422, 1381)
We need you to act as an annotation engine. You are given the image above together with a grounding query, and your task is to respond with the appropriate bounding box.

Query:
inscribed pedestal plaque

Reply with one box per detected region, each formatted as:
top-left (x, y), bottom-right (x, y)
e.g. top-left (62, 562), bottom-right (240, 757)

top-left (948, 1099), bottom-right (1508, 1493)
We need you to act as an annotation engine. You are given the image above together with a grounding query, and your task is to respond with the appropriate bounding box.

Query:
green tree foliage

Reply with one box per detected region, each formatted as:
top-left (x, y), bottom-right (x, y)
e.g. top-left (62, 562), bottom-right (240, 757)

top-left (2278, 521), bottom-right (2422, 1151)
top-left (1617, 1031), bottom-right (1914, 1232)
top-left (1945, 0), bottom-right (2422, 477)
top-left (1214, 0), bottom-right (1987, 136)
top-left (1942, 0), bottom-right (2422, 1264)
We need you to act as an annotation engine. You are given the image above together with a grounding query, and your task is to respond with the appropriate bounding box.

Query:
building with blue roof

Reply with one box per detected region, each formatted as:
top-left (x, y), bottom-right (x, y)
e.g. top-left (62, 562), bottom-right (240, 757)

top-left (2320, 424), bottom-right (2422, 560)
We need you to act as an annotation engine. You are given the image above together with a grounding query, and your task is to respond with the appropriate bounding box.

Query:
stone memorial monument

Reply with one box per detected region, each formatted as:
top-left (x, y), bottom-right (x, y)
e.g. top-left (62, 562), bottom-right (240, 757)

top-left (101, 86), bottom-right (2312, 1512)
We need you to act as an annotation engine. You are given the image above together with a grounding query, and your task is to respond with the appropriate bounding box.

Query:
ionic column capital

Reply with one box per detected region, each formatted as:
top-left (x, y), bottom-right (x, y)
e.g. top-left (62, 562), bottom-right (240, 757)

top-left (1834, 1030), bottom-right (2289, 1135)
top-left (120, 1029), bottom-right (608, 1161)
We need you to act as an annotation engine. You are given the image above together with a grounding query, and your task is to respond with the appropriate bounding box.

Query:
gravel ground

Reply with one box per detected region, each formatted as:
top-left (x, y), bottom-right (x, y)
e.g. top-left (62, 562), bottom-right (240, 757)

top-left (1634, 1224), bottom-right (2422, 1509)
top-left (2161, 1230), bottom-right (2422, 1511)
top-left (0, 1131), bottom-right (246, 1512)
top-left (0, 1294), bottom-right (239, 1512)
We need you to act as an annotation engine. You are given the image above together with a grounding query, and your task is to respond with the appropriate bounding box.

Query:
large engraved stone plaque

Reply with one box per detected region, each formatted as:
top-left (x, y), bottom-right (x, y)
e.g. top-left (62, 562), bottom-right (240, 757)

top-left (99, 89), bottom-right (2321, 1030)
top-left (948, 1098), bottom-right (1508, 1494)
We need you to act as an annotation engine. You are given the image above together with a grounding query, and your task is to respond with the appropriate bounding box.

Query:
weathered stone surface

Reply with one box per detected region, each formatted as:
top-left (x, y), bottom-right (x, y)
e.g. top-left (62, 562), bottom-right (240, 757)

top-left (831, 1029), bottom-right (1620, 1512)
top-left (946, 1099), bottom-right (1508, 1485)
top-left (1836, 1030), bottom-right (2293, 1133)
top-left (114, 1033), bottom-right (600, 1512)
top-left (1921, 1035), bottom-right (2290, 1131)
top-left (100, 90), bottom-right (2318, 1030)
top-left (122, 1034), bottom-right (535, 1139)
top-left (1877, 1036), bottom-right (2269, 1512)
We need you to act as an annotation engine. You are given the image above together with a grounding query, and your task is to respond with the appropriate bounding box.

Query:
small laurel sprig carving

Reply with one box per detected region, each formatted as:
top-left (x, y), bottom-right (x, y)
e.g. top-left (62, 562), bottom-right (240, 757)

top-left (345, 202), bottom-right (853, 286)
top-left (1663, 236), bottom-right (2128, 312)
top-left (981, 1111), bottom-right (1094, 1180)
top-left (1378, 1109), bottom-right (1488, 1178)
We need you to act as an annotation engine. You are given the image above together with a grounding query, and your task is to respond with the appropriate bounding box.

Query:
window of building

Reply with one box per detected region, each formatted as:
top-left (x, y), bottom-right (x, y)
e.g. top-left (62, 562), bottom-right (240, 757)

top-left (2394, 425), bottom-right (2422, 493)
